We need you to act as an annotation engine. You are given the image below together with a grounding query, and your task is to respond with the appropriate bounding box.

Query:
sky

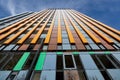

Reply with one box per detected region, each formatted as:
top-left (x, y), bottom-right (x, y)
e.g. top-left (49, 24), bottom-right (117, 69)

top-left (0, 0), bottom-right (120, 30)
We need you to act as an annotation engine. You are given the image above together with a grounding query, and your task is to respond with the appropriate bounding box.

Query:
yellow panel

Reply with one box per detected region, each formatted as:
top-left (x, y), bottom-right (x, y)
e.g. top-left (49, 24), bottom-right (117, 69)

top-left (78, 14), bottom-right (114, 44)
top-left (4, 26), bottom-right (29, 44)
top-left (76, 11), bottom-right (120, 35)
top-left (0, 13), bottom-right (38, 34)
top-left (73, 11), bottom-right (120, 42)
top-left (17, 23), bottom-right (39, 44)
top-left (31, 11), bottom-right (54, 44)
top-left (3, 11), bottom-right (49, 44)
top-left (57, 11), bottom-right (62, 44)
top-left (44, 12), bottom-right (56, 44)
top-left (68, 11), bottom-right (101, 44)
top-left (0, 10), bottom-right (48, 34)
top-left (65, 11), bottom-right (88, 44)
top-left (0, 11), bottom-right (46, 41)
top-left (62, 11), bottom-right (75, 44)
top-left (0, 24), bottom-right (24, 40)
top-left (17, 11), bottom-right (49, 44)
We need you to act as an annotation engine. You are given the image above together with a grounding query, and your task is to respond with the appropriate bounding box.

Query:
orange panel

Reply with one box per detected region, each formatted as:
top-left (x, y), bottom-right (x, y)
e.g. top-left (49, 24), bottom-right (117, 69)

top-left (75, 12), bottom-right (120, 42)
top-left (68, 11), bottom-right (101, 44)
top-left (62, 10), bottom-right (75, 44)
top-left (17, 11), bottom-right (50, 44)
top-left (0, 12), bottom-right (39, 34)
top-left (31, 10), bottom-right (55, 44)
top-left (72, 12), bottom-right (114, 44)
top-left (1, 11), bottom-right (48, 41)
top-left (65, 11), bottom-right (88, 44)
top-left (57, 11), bottom-right (62, 44)
top-left (44, 12), bottom-right (56, 44)
top-left (79, 12), bottom-right (120, 35)
top-left (4, 11), bottom-right (50, 44)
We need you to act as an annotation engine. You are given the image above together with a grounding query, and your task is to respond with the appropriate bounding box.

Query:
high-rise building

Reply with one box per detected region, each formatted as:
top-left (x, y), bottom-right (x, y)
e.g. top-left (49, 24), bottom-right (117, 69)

top-left (0, 9), bottom-right (120, 80)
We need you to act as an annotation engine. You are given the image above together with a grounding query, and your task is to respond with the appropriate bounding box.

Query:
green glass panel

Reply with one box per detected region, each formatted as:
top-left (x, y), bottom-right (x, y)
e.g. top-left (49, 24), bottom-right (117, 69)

top-left (105, 51), bottom-right (110, 54)
top-left (35, 52), bottom-right (46, 70)
top-left (57, 52), bottom-right (62, 55)
top-left (13, 52), bottom-right (30, 70)
top-left (89, 52), bottom-right (94, 54)
top-left (73, 52), bottom-right (79, 54)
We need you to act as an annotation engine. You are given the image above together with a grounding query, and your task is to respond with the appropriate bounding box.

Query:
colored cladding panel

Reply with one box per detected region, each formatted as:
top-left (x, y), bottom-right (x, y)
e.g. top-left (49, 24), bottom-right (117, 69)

top-left (79, 11), bottom-right (120, 35)
top-left (31, 11), bottom-right (54, 44)
top-left (89, 52), bottom-right (94, 54)
top-left (57, 11), bottom-right (62, 44)
top-left (0, 13), bottom-right (37, 34)
top-left (65, 11), bottom-right (88, 44)
top-left (0, 12), bottom-right (42, 41)
top-left (44, 11), bottom-right (56, 44)
top-left (77, 11), bottom-right (120, 42)
top-left (105, 51), bottom-right (110, 54)
top-left (62, 11), bottom-right (75, 44)
top-left (4, 24), bottom-right (32, 44)
top-left (73, 52), bottom-right (79, 54)
top-left (57, 52), bottom-right (63, 54)
top-left (4, 12), bottom-right (44, 44)
top-left (69, 11), bottom-right (101, 44)
top-left (17, 11), bottom-right (49, 44)
top-left (13, 52), bottom-right (30, 70)
top-left (35, 52), bottom-right (46, 70)
top-left (77, 14), bottom-right (114, 44)
top-left (18, 44), bottom-right (29, 50)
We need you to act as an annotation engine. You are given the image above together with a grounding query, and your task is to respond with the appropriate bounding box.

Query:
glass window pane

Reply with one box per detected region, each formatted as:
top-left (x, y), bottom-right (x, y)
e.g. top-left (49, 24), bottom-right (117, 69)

top-left (43, 54), bottom-right (56, 70)
top-left (4, 44), bottom-right (15, 50)
top-left (112, 54), bottom-right (120, 62)
top-left (89, 43), bottom-right (100, 50)
top-left (85, 70), bottom-right (104, 80)
top-left (62, 44), bottom-right (71, 50)
top-left (0, 71), bottom-right (11, 80)
top-left (79, 55), bottom-right (98, 69)
top-left (107, 69), bottom-right (120, 80)
top-left (40, 71), bottom-right (55, 80)
top-left (16, 70), bottom-right (28, 80)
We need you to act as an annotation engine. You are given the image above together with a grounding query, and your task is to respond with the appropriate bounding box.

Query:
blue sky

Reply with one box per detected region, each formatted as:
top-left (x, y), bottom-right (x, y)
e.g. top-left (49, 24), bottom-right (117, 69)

top-left (0, 0), bottom-right (120, 30)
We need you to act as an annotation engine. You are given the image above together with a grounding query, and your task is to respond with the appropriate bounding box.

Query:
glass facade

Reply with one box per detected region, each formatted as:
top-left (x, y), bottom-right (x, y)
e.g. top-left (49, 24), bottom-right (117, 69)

top-left (0, 9), bottom-right (120, 80)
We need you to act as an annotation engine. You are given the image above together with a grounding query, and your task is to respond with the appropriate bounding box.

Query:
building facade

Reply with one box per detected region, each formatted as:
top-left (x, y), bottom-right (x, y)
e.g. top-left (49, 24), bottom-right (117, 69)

top-left (0, 9), bottom-right (120, 80)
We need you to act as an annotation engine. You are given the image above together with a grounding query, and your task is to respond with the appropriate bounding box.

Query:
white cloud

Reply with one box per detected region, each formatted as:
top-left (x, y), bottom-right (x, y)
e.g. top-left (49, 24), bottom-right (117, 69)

top-left (0, 0), bottom-right (28, 15)
top-left (0, 0), bottom-right (16, 15)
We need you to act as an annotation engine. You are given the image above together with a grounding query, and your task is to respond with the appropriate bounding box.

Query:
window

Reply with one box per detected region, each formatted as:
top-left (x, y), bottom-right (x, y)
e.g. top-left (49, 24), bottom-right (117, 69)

top-left (89, 43), bottom-right (100, 50)
top-left (107, 69), bottom-right (120, 80)
top-left (63, 54), bottom-right (76, 69)
top-left (15, 70), bottom-right (28, 80)
top-left (62, 39), bottom-right (69, 44)
top-left (31, 71), bottom-right (41, 80)
top-left (85, 70), bottom-right (104, 80)
top-left (85, 44), bottom-right (91, 50)
top-left (97, 55), bottom-right (115, 68)
top-left (56, 71), bottom-right (64, 80)
top-left (62, 44), bottom-right (71, 50)
top-left (0, 71), bottom-right (12, 80)
top-left (4, 44), bottom-right (15, 51)
top-left (79, 54), bottom-right (98, 69)
top-left (43, 54), bottom-right (56, 70)
top-left (40, 71), bottom-right (56, 80)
